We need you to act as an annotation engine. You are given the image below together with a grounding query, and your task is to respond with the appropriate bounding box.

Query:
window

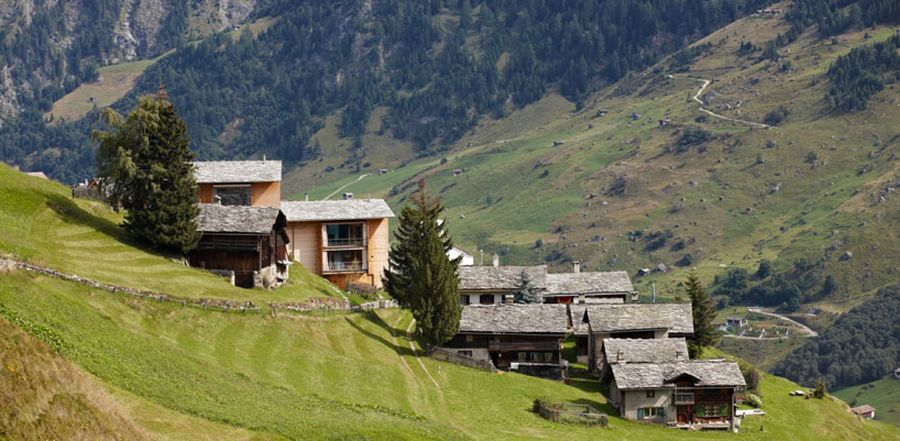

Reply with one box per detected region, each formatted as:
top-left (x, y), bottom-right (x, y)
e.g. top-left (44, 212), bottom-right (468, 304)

top-left (646, 390), bottom-right (655, 398)
top-left (479, 294), bottom-right (495, 305)
top-left (638, 407), bottom-right (662, 419)
top-left (517, 352), bottom-right (527, 362)
top-left (460, 295), bottom-right (470, 305)
top-left (465, 335), bottom-right (474, 343)
top-left (326, 250), bottom-right (365, 272)
top-left (325, 223), bottom-right (365, 247)
top-left (213, 185), bottom-right (251, 206)
top-left (544, 352), bottom-right (554, 362)
top-left (458, 350), bottom-right (473, 358)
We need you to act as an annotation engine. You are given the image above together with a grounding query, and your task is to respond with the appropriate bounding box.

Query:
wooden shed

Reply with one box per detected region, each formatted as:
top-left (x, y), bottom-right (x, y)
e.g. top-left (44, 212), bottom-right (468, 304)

top-left (189, 204), bottom-right (290, 288)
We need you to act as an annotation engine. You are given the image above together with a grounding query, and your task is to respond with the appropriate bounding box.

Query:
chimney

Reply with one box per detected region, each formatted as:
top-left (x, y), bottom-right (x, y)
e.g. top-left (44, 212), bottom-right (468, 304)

top-left (573, 260), bottom-right (581, 273)
top-left (492, 254), bottom-right (499, 267)
top-left (343, 192), bottom-right (354, 200)
top-left (263, 154), bottom-right (267, 162)
top-left (616, 351), bottom-right (625, 363)
top-left (304, 192), bottom-right (309, 201)
top-left (213, 195), bottom-right (222, 205)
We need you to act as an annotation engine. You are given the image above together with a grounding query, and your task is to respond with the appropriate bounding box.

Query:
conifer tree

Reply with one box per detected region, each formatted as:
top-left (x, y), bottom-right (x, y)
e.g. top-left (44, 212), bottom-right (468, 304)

top-left (514, 270), bottom-right (542, 304)
top-left (684, 270), bottom-right (720, 358)
top-left (94, 88), bottom-right (200, 254)
top-left (384, 181), bottom-right (461, 346)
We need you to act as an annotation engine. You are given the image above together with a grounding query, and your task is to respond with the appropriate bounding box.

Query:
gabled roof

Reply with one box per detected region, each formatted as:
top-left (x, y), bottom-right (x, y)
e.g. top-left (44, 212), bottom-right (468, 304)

top-left (197, 204), bottom-right (284, 234)
top-left (280, 199), bottom-right (395, 222)
top-left (458, 304), bottom-right (570, 335)
top-left (458, 265), bottom-right (547, 291)
top-left (611, 360), bottom-right (746, 390)
top-left (545, 271), bottom-right (634, 296)
top-left (572, 303), bottom-right (694, 335)
top-left (193, 160), bottom-right (282, 184)
top-left (603, 338), bottom-right (690, 364)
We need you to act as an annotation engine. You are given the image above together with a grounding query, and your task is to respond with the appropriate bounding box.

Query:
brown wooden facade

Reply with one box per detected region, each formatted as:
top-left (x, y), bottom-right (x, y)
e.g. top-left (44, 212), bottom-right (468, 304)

top-left (189, 218), bottom-right (289, 288)
top-left (442, 333), bottom-right (564, 369)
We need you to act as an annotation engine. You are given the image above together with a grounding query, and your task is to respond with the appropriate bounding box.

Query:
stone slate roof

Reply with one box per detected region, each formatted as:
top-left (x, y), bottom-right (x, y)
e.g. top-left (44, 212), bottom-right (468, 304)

top-left (280, 199), bottom-right (395, 222)
top-left (458, 265), bottom-right (547, 291)
top-left (458, 304), bottom-right (570, 334)
top-left (193, 160), bottom-right (282, 184)
top-left (851, 405), bottom-right (876, 415)
top-left (603, 338), bottom-right (690, 364)
top-left (544, 271), bottom-right (634, 296)
top-left (572, 303), bottom-right (694, 335)
top-left (611, 360), bottom-right (746, 390)
top-left (197, 204), bottom-right (283, 234)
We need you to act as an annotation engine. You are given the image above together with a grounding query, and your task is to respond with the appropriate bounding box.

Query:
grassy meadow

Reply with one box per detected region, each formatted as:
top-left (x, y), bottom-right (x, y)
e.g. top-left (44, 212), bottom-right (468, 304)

top-left (0, 164), bottom-right (340, 303)
top-left (834, 376), bottom-right (900, 428)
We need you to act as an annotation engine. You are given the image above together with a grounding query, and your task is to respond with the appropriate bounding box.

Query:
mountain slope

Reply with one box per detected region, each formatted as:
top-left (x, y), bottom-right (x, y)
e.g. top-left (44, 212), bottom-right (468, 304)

top-left (301, 9), bottom-right (900, 310)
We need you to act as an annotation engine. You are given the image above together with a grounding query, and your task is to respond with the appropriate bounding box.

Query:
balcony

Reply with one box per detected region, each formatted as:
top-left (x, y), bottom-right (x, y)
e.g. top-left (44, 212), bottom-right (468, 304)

top-left (325, 237), bottom-right (366, 248)
top-left (324, 249), bottom-right (366, 273)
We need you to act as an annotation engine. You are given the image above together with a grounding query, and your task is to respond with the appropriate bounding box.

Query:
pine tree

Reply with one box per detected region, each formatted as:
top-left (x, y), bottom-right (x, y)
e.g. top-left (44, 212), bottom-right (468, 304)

top-left (384, 181), bottom-right (461, 346)
top-left (514, 269), bottom-right (542, 304)
top-left (684, 270), bottom-right (720, 358)
top-left (94, 89), bottom-right (200, 254)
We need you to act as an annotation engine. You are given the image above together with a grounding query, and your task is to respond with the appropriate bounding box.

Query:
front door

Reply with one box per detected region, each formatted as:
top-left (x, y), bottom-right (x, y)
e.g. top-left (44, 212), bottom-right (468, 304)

top-left (676, 405), bottom-right (692, 424)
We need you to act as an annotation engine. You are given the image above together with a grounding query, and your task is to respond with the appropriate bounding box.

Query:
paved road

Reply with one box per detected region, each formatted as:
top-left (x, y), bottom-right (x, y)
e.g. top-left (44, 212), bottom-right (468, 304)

top-left (667, 74), bottom-right (773, 129)
top-left (748, 307), bottom-right (819, 337)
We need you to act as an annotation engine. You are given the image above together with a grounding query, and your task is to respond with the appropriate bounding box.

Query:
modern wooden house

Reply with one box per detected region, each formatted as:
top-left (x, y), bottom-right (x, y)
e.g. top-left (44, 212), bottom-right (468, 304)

top-left (439, 304), bottom-right (572, 379)
top-left (188, 204), bottom-right (290, 288)
top-left (458, 263), bottom-right (635, 305)
top-left (193, 160), bottom-right (282, 208)
top-left (572, 303), bottom-right (694, 368)
top-left (280, 198), bottom-right (394, 289)
top-left (608, 360), bottom-right (745, 430)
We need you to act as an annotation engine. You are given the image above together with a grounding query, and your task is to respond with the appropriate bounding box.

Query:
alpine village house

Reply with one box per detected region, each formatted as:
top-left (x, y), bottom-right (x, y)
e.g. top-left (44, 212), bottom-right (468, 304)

top-left (189, 160), bottom-right (393, 289)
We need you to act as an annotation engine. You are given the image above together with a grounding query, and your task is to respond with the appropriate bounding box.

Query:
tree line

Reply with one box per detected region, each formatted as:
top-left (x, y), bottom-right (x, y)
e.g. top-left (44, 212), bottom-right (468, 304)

top-left (825, 33), bottom-right (900, 111)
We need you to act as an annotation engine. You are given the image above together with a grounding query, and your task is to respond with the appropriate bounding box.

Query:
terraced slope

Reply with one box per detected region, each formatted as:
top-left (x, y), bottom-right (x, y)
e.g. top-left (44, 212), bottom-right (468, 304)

top-left (0, 164), bottom-right (338, 303)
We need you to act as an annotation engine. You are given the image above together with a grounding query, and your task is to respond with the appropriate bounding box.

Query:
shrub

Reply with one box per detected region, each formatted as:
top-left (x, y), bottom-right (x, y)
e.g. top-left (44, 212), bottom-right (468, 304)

top-left (763, 105), bottom-right (790, 126)
top-left (745, 392), bottom-right (763, 408)
top-left (675, 127), bottom-right (712, 153)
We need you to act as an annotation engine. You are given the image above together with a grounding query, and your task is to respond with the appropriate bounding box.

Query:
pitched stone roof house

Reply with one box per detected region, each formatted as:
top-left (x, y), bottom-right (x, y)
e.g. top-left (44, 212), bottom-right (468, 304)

top-left (193, 160), bottom-right (282, 208)
top-left (572, 303), bottom-right (694, 369)
top-left (439, 304), bottom-right (572, 379)
top-left (458, 263), bottom-right (635, 305)
top-left (850, 404), bottom-right (876, 419)
top-left (280, 198), bottom-right (394, 289)
top-left (188, 204), bottom-right (289, 288)
top-left (603, 338), bottom-right (690, 365)
top-left (608, 360), bottom-right (746, 430)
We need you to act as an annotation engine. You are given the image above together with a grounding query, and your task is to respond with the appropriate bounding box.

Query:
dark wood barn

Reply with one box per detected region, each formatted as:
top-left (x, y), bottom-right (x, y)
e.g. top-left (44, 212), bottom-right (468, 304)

top-left (189, 204), bottom-right (290, 288)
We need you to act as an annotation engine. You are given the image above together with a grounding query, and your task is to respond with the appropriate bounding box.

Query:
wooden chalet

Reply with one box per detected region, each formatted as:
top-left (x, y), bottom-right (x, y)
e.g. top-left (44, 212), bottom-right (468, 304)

top-left (193, 160), bottom-right (282, 208)
top-left (609, 360), bottom-right (745, 430)
top-left (600, 338), bottom-right (690, 381)
top-left (439, 304), bottom-right (572, 379)
top-left (189, 204), bottom-right (289, 288)
top-left (850, 405), bottom-right (876, 420)
top-left (458, 265), bottom-right (547, 305)
top-left (571, 303), bottom-right (694, 369)
top-left (543, 266), bottom-right (636, 304)
top-left (280, 198), bottom-right (394, 289)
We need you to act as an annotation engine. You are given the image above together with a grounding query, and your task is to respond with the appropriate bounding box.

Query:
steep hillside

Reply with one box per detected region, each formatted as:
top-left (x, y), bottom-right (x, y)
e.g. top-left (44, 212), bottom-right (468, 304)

top-left (2, 0), bottom-right (775, 181)
top-left (0, 163), bottom-right (340, 303)
top-left (1, 269), bottom-right (897, 440)
top-left (834, 376), bottom-right (900, 428)
top-left (302, 8), bottom-right (900, 311)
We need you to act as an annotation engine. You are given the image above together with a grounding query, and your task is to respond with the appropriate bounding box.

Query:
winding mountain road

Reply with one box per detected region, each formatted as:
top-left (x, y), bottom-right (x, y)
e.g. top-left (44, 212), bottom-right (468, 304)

top-left (748, 307), bottom-right (819, 337)
top-left (668, 74), bottom-right (773, 129)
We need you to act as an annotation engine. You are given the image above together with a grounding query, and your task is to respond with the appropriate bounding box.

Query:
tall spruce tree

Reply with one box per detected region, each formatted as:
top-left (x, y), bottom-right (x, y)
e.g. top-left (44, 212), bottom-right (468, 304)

top-left (384, 181), bottom-right (461, 346)
top-left (514, 270), bottom-right (542, 304)
top-left (94, 89), bottom-right (200, 254)
top-left (684, 270), bottom-right (720, 358)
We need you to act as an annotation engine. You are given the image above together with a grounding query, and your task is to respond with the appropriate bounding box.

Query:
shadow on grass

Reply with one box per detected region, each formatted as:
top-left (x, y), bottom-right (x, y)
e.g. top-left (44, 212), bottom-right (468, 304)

top-left (344, 313), bottom-right (416, 357)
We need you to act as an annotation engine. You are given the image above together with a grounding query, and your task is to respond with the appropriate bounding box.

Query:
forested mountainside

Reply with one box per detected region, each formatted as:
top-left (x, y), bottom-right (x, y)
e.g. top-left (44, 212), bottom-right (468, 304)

top-left (1, 0), bottom-right (777, 182)
top-left (773, 284), bottom-right (899, 389)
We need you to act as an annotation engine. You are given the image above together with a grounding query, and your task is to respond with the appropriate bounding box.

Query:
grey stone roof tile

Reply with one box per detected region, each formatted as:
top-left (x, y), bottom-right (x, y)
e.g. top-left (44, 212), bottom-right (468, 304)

top-left (193, 161), bottom-right (282, 183)
top-left (611, 360), bottom-right (746, 390)
top-left (197, 204), bottom-right (283, 234)
top-left (603, 338), bottom-right (690, 364)
top-left (572, 303), bottom-right (694, 335)
top-left (280, 199), bottom-right (395, 222)
top-left (458, 304), bottom-right (570, 334)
